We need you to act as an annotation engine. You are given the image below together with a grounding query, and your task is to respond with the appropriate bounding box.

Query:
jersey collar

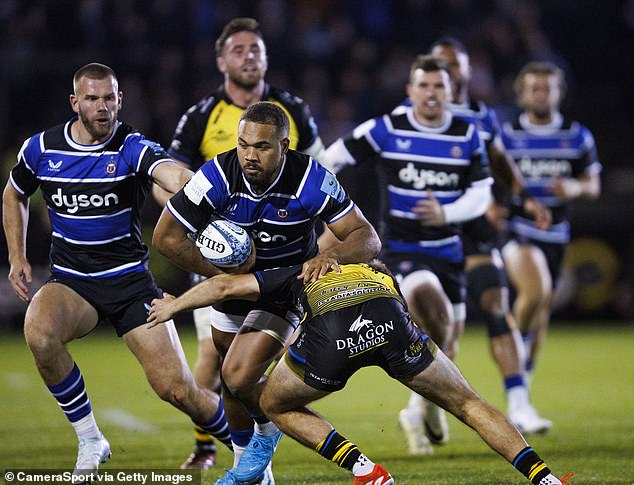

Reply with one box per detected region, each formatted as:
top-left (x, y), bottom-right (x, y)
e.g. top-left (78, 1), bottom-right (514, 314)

top-left (64, 117), bottom-right (122, 151)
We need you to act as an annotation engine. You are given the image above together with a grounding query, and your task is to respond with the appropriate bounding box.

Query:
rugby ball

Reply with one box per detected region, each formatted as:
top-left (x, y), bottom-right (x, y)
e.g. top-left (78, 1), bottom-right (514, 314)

top-left (194, 218), bottom-right (252, 268)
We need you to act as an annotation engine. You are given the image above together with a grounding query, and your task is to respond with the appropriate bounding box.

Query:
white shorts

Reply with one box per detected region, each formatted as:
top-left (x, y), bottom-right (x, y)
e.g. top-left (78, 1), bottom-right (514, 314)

top-left (202, 305), bottom-right (299, 346)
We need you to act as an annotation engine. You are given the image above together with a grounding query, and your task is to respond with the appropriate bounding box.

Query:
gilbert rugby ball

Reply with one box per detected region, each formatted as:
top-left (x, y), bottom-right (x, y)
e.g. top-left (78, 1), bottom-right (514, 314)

top-left (194, 218), bottom-right (251, 267)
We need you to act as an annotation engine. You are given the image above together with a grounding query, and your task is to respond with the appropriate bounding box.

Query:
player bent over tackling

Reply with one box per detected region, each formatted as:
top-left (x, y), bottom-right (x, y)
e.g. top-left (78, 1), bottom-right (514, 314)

top-left (147, 261), bottom-right (572, 485)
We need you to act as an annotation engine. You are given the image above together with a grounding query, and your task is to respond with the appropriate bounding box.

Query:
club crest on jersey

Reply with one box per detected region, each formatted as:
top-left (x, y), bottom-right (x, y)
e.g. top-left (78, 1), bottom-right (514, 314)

top-left (105, 160), bottom-right (117, 174)
top-left (277, 208), bottom-right (288, 219)
top-left (451, 145), bottom-right (463, 158)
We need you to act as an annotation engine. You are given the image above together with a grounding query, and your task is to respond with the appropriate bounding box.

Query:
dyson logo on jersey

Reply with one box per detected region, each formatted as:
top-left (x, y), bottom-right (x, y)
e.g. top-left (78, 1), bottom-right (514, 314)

top-left (519, 157), bottom-right (572, 177)
top-left (252, 231), bottom-right (288, 243)
top-left (398, 162), bottom-right (460, 189)
top-left (51, 188), bottom-right (119, 214)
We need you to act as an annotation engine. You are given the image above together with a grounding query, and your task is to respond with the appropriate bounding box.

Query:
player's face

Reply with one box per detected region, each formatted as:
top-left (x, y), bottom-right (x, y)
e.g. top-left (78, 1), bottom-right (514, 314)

top-left (407, 69), bottom-right (451, 126)
top-left (70, 76), bottom-right (122, 143)
top-left (431, 45), bottom-right (470, 102)
top-left (218, 31), bottom-right (268, 90)
top-left (237, 120), bottom-right (289, 193)
top-left (520, 73), bottom-right (562, 120)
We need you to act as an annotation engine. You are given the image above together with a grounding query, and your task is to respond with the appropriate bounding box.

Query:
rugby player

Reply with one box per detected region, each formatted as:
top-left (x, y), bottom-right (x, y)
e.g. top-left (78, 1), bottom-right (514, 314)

top-left (160, 18), bottom-right (326, 470)
top-left (321, 54), bottom-right (492, 452)
top-left (152, 101), bottom-right (380, 484)
top-left (146, 261), bottom-right (572, 485)
top-left (501, 62), bottom-right (601, 421)
top-left (2, 63), bottom-right (232, 476)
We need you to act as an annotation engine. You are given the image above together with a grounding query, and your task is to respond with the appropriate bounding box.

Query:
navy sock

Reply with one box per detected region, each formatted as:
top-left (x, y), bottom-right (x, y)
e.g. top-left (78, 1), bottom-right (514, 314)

top-left (47, 363), bottom-right (92, 423)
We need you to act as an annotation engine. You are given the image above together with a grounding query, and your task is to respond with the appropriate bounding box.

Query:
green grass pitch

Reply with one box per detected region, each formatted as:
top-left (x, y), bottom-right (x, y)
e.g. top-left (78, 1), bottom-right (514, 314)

top-left (1, 324), bottom-right (633, 484)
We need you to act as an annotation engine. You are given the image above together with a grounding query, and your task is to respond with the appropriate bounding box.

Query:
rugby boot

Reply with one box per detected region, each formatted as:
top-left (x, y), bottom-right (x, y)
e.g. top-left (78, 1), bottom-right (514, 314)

top-left (423, 399), bottom-right (449, 445)
top-left (180, 443), bottom-right (217, 469)
top-left (398, 409), bottom-right (433, 455)
top-left (234, 431), bottom-right (282, 483)
top-left (352, 464), bottom-right (394, 485)
top-left (72, 433), bottom-right (111, 482)
top-left (510, 404), bottom-right (553, 435)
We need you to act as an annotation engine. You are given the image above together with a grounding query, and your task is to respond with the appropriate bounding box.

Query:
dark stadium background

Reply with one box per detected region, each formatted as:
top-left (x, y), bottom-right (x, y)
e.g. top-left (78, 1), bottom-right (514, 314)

top-left (1, 0), bottom-right (633, 328)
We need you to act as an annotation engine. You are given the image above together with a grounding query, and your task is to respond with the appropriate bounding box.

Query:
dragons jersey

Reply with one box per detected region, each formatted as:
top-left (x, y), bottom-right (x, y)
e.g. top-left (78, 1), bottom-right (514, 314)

top-left (168, 84), bottom-right (319, 169)
top-left (167, 148), bottom-right (354, 271)
top-left (9, 119), bottom-right (172, 278)
top-left (255, 263), bottom-right (403, 322)
top-left (341, 107), bottom-right (491, 262)
top-left (501, 112), bottom-right (602, 244)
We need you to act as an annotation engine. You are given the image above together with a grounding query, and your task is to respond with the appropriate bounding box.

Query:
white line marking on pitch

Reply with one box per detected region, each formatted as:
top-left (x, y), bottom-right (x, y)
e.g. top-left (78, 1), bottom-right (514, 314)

top-left (4, 372), bottom-right (31, 389)
top-left (101, 408), bottom-right (158, 433)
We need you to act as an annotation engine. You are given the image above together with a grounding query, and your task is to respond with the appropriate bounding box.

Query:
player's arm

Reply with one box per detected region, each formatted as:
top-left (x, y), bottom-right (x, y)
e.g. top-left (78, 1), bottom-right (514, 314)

top-left (300, 206), bottom-right (381, 283)
top-left (147, 273), bottom-right (260, 327)
top-left (152, 207), bottom-right (226, 278)
top-left (2, 182), bottom-right (32, 302)
top-left (151, 159), bottom-right (194, 201)
top-left (151, 156), bottom-right (192, 207)
top-left (488, 138), bottom-right (551, 229)
top-left (551, 172), bottom-right (600, 200)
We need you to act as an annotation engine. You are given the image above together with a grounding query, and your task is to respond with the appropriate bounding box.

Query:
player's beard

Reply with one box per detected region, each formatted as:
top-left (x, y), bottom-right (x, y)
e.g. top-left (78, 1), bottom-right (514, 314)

top-left (78, 108), bottom-right (116, 142)
top-left (229, 66), bottom-right (263, 90)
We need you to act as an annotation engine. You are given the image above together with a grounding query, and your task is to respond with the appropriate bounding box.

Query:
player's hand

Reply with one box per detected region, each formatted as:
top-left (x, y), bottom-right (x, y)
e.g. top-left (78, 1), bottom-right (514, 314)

top-left (412, 190), bottom-right (445, 226)
top-left (298, 254), bottom-right (340, 283)
top-left (8, 258), bottom-right (33, 303)
top-left (146, 293), bottom-right (177, 328)
top-left (485, 202), bottom-right (509, 231)
top-left (523, 197), bottom-right (552, 230)
top-left (551, 176), bottom-right (582, 200)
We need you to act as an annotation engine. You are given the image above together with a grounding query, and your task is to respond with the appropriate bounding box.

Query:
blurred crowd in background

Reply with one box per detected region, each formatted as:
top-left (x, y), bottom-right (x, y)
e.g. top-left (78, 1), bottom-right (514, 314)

top-left (1, 0), bottom-right (633, 327)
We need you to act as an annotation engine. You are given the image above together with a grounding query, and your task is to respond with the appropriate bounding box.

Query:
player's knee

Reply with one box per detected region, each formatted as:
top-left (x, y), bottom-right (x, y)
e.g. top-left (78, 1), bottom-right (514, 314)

top-left (485, 313), bottom-right (511, 338)
top-left (222, 366), bottom-right (258, 402)
top-left (152, 376), bottom-right (191, 407)
top-left (24, 319), bottom-right (61, 358)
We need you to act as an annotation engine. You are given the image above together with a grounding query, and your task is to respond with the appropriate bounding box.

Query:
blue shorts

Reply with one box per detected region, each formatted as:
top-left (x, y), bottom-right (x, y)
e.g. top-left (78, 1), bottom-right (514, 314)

top-left (48, 270), bottom-right (163, 336)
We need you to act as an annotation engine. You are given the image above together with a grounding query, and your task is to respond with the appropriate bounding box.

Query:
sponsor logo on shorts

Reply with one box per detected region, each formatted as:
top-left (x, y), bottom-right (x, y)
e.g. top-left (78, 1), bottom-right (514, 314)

top-left (336, 315), bottom-right (394, 357)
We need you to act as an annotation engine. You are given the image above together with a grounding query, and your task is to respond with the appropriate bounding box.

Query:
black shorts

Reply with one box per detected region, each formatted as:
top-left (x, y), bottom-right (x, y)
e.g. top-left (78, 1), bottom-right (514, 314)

top-left (285, 298), bottom-right (438, 392)
top-left (48, 270), bottom-right (162, 337)
top-left (462, 215), bottom-right (500, 257)
top-left (382, 250), bottom-right (466, 305)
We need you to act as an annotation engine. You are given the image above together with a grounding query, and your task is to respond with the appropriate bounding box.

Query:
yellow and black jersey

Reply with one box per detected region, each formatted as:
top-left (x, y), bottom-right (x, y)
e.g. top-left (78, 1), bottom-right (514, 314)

top-left (168, 84), bottom-right (321, 170)
top-left (255, 263), bottom-right (404, 322)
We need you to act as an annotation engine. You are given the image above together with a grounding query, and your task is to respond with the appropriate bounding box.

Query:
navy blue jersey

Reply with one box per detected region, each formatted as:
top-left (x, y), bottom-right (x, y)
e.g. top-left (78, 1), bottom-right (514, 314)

top-left (341, 108), bottom-right (491, 262)
top-left (9, 119), bottom-right (172, 278)
top-left (167, 148), bottom-right (353, 271)
top-left (501, 113), bottom-right (601, 244)
top-left (395, 98), bottom-right (501, 149)
top-left (169, 84), bottom-right (319, 170)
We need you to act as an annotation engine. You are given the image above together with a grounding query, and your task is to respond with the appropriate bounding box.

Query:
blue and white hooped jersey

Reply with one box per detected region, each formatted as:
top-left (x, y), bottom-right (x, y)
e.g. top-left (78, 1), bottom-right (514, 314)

top-left (167, 148), bottom-right (354, 271)
top-left (395, 98), bottom-right (501, 149)
top-left (339, 107), bottom-right (491, 262)
top-left (501, 113), bottom-right (602, 244)
top-left (9, 119), bottom-right (172, 278)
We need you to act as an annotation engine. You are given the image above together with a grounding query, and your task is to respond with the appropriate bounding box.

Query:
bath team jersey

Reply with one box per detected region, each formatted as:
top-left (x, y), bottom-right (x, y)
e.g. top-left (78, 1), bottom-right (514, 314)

top-left (168, 84), bottom-right (319, 169)
top-left (341, 107), bottom-right (491, 262)
top-left (501, 113), bottom-right (602, 244)
top-left (167, 148), bottom-right (353, 272)
top-left (9, 119), bottom-right (171, 278)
